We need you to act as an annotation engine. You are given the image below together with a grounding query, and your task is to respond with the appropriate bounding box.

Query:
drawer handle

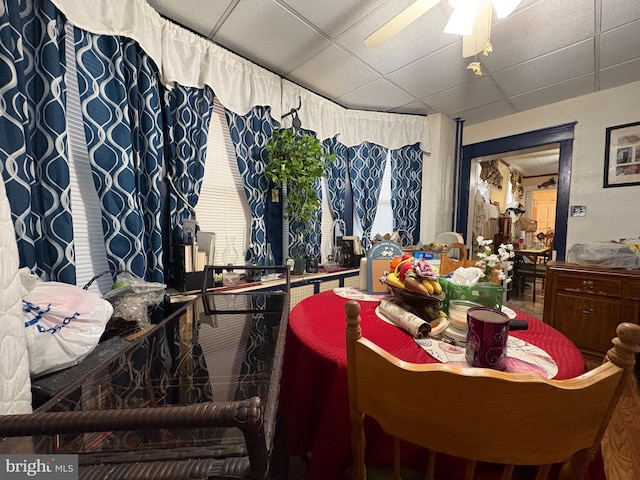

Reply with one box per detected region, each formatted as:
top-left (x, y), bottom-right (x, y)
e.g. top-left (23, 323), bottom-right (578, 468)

top-left (581, 280), bottom-right (594, 289)
top-left (579, 305), bottom-right (594, 314)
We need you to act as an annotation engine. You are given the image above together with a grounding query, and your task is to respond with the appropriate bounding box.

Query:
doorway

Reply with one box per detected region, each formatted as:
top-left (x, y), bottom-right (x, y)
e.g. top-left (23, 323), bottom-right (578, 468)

top-left (455, 122), bottom-right (575, 261)
top-left (530, 189), bottom-right (557, 234)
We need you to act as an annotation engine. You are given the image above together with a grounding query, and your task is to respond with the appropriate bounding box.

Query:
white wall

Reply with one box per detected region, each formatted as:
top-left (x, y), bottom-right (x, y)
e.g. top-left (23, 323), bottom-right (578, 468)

top-left (421, 113), bottom-right (457, 245)
top-left (462, 80), bottom-right (640, 254)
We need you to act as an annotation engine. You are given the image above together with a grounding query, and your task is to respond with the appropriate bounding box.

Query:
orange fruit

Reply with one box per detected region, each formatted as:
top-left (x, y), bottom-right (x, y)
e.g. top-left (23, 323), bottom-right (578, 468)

top-left (390, 255), bottom-right (403, 272)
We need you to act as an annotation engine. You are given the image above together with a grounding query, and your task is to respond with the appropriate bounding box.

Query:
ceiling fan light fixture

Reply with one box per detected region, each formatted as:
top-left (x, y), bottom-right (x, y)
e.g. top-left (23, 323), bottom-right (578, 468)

top-left (443, 0), bottom-right (480, 36)
top-left (492, 0), bottom-right (521, 19)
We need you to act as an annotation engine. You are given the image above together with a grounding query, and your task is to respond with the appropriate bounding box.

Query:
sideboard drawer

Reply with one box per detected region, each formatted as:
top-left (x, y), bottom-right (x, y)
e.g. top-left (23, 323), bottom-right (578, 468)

top-left (624, 281), bottom-right (640, 301)
top-left (553, 292), bottom-right (622, 355)
top-left (555, 274), bottom-right (622, 297)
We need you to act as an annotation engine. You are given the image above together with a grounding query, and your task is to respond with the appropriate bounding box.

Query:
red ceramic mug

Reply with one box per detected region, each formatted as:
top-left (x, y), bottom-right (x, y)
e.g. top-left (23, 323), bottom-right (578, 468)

top-left (465, 306), bottom-right (509, 370)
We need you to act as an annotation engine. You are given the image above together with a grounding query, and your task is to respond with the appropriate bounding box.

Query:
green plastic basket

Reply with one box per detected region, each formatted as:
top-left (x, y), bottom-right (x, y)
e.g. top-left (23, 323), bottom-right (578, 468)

top-left (440, 277), bottom-right (504, 314)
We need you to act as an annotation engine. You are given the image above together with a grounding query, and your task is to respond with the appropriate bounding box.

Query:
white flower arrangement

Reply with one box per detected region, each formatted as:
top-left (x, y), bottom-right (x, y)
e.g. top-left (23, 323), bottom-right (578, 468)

top-left (476, 236), bottom-right (515, 284)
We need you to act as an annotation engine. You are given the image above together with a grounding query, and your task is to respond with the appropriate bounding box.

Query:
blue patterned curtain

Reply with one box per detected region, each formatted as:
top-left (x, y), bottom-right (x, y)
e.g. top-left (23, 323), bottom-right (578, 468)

top-left (323, 136), bottom-right (349, 228)
top-left (224, 106), bottom-right (274, 265)
top-left (0, 0), bottom-right (74, 283)
top-left (348, 141), bottom-right (388, 250)
top-left (391, 143), bottom-right (422, 247)
top-left (74, 29), bottom-right (165, 282)
top-left (163, 84), bottom-right (215, 244)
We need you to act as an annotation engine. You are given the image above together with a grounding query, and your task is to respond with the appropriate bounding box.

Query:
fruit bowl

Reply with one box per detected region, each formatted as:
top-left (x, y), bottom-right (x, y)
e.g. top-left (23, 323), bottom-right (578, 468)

top-left (387, 285), bottom-right (445, 309)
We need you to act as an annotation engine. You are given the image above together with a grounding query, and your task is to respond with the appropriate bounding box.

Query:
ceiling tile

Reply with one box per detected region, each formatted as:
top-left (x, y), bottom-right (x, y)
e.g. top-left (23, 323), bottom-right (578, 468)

top-left (492, 40), bottom-right (594, 97)
top-left (421, 76), bottom-right (505, 116)
top-left (213, 0), bottom-right (330, 74)
top-left (455, 100), bottom-right (517, 126)
top-left (600, 58), bottom-right (640, 90)
top-left (335, 79), bottom-right (415, 112)
top-left (485, 0), bottom-right (594, 72)
top-left (334, 0), bottom-right (458, 75)
top-left (280, 0), bottom-right (389, 38)
top-left (288, 45), bottom-right (379, 99)
top-left (601, 0), bottom-right (640, 31)
top-left (388, 101), bottom-right (433, 116)
top-left (387, 42), bottom-right (477, 99)
top-left (147, 0), bottom-right (230, 37)
top-left (600, 19), bottom-right (640, 68)
top-left (509, 74), bottom-right (595, 112)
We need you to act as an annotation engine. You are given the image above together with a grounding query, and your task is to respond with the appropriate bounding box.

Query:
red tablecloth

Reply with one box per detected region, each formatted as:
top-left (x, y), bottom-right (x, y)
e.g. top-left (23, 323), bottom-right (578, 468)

top-left (279, 291), bottom-right (588, 480)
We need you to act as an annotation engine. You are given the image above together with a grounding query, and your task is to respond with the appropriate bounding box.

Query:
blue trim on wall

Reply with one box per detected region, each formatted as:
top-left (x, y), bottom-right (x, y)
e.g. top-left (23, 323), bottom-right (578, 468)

top-left (456, 122), bottom-right (576, 261)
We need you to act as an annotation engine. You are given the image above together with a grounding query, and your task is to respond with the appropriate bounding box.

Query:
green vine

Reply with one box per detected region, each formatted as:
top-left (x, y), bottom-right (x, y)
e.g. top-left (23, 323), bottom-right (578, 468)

top-left (265, 128), bottom-right (335, 233)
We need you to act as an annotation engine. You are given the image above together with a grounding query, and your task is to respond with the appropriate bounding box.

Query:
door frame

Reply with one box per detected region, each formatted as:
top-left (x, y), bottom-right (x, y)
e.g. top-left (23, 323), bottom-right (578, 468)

top-left (455, 122), bottom-right (575, 261)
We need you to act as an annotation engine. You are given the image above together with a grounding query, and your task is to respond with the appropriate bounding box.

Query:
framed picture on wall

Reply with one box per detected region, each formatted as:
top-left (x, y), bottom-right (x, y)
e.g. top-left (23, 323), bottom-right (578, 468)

top-left (604, 121), bottom-right (640, 188)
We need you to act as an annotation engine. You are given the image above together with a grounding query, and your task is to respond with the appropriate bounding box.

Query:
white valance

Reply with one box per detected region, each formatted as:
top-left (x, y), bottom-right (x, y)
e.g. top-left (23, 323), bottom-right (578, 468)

top-left (281, 81), bottom-right (430, 150)
top-left (52, 0), bottom-right (430, 152)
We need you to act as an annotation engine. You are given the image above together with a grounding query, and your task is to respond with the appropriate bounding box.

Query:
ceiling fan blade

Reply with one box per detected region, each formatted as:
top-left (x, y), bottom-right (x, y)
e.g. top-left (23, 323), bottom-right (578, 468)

top-left (364, 0), bottom-right (440, 47)
top-left (462, 0), bottom-right (491, 58)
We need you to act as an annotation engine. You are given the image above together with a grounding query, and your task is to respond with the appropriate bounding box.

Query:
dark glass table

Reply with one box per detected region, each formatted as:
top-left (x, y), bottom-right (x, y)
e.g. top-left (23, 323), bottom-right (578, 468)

top-left (0, 290), bottom-right (290, 480)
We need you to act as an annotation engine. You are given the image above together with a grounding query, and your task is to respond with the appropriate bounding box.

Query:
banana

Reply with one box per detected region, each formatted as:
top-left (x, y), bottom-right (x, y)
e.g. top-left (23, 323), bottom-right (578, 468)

top-left (386, 272), bottom-right (405, 289)
top-left (421, 279), bottom-right (435, 294)
top-left (420, 278), bottom-right (442, 295)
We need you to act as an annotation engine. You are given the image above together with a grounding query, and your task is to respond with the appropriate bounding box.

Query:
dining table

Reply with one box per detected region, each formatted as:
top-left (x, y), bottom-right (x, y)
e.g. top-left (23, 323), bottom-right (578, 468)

top-left (278, 289), bottom-right (589, 480)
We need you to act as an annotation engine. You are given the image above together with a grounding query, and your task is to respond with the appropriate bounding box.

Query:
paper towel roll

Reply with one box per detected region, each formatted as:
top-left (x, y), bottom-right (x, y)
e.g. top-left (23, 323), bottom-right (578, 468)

top-left (358, 257), bottom-right (368, 290)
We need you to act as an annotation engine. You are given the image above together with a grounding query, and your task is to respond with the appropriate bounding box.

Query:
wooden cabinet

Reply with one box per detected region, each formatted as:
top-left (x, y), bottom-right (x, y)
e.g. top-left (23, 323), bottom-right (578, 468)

top-left (543, 261), bottom-right (640, 360)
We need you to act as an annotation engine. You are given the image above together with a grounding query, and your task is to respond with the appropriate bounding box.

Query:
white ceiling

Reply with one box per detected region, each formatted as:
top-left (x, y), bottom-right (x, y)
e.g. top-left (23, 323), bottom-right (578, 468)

top-left (146, 0), bottom-right (640, 178)
top-left (488, 145), bottom-right (560, 178)
top-left (147, 0), bottom-right (640, 128)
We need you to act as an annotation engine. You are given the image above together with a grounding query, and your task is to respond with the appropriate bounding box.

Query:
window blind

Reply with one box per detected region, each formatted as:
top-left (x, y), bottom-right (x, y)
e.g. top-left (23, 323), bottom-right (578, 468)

top-left (194, 99), bottom-right (251, 265)
top-left (65, 21), bottom-right (112, 294)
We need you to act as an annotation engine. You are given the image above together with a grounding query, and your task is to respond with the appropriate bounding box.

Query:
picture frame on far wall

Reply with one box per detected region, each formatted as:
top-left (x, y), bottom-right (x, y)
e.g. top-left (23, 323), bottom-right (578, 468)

top-left (604, 121), bottom-right (640, 188)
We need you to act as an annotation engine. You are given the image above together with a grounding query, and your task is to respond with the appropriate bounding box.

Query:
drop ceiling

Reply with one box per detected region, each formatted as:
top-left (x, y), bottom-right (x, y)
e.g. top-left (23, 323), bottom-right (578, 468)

top-left (146, 0), bottom-right (640, 128)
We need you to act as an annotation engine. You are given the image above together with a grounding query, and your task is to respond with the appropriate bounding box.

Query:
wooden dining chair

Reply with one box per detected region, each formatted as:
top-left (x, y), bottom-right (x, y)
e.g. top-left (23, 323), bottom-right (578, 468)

top-left (345, 299), bottom-right (640, 480)
top-left (440, 243), bottom-right (502, 285)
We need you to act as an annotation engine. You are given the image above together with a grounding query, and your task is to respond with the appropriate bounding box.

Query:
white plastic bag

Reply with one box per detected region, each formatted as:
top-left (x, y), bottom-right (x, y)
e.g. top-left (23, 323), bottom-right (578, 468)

top-left (451, 267), bottom-right (484, 286)
top-left (569, 243), bottom-right (640, 270)
top-left (21, 269), bottom-right (113, 377)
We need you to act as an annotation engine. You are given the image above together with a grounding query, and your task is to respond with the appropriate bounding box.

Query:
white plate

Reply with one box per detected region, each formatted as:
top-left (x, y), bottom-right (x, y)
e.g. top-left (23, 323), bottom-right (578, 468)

top-left (501, 305), bottom-right (517, 319)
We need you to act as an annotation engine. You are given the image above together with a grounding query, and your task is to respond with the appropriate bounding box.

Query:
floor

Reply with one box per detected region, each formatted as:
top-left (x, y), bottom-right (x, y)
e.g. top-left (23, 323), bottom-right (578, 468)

top-left (503, 277), bottom-right (545, 319)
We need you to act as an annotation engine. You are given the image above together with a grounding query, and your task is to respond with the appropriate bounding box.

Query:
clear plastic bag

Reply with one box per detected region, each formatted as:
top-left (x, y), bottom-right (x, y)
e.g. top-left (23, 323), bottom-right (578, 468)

top-left (101, 272), bottom-right (166, 328)
top-left (568, 243), bottom-right (640, 270)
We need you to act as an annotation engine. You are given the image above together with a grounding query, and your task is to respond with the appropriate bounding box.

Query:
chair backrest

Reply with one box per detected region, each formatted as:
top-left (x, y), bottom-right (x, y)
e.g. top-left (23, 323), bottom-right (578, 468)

top-left (345, 300), bottom-right (640, 480)
top-left (544, 230), bottom-right (555, 249)
top-left (440, 243), bottom-right (501, 284)
top-left (439, 243), bottom-right (476, 274)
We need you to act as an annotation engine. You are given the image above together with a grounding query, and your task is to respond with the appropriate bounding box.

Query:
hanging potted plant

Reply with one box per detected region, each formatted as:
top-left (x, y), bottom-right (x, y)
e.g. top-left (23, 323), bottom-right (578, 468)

top-left (265, 128), bottom-right (335, 274)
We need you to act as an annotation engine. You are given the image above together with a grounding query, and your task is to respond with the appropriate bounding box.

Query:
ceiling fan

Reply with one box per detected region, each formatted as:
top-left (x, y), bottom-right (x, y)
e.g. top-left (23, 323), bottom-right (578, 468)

top-left (365, 0), bottom-right (521, 60)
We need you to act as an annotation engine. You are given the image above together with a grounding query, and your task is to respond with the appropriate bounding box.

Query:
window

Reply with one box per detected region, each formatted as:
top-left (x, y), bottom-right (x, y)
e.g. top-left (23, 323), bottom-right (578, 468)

top-left (195, 100), bottom-right (251, 266)
top-left (65, 21), bottom-right (111, 293)
top-left (354, 149), bottom-right (394, 240)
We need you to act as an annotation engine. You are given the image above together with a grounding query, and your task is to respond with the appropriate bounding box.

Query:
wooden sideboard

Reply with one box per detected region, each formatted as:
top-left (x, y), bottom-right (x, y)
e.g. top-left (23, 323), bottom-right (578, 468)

top-left (543, 261), bottom-right (640, 360)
